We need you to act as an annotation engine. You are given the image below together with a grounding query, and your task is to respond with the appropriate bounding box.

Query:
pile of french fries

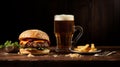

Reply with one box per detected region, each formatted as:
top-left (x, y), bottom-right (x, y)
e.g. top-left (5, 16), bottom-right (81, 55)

top-left (74, 43), bottom-right (97, 52)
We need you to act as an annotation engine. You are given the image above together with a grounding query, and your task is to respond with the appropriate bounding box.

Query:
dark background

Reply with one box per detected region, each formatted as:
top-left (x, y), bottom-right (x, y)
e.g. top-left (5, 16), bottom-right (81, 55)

top-left (0, 0), bottom-right (120, 46)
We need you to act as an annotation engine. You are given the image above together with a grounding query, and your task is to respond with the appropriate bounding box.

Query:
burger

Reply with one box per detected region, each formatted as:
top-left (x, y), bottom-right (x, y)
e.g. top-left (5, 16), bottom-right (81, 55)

top-left (18, 29), bottom-right (50, 55)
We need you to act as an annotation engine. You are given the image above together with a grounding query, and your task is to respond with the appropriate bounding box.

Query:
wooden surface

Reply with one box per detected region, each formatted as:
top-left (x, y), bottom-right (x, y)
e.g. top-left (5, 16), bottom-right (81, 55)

top-left (0, 46), bottom-right (120, 61)
top-left (0, 46), bottom-right (120, 67)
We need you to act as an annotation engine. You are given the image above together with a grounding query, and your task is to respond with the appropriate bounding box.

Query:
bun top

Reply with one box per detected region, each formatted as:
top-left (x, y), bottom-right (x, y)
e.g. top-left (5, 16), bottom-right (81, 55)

top-left (19, 29), bottom-right (50, 41)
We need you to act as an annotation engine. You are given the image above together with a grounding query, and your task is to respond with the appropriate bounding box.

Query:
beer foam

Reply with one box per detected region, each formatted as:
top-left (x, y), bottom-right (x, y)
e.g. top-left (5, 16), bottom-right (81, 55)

top-left (54, 14), bottom-right (74, 21)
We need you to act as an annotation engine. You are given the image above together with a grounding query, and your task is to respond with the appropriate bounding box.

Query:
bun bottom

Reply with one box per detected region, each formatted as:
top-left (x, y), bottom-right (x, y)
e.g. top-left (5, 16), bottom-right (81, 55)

top-left (19, 48), bottom-right (50, 55)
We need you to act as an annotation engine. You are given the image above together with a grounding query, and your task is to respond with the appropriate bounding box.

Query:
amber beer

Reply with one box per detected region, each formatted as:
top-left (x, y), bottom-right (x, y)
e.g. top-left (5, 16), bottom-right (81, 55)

top-left (54, 14), bottom-right (75, 53)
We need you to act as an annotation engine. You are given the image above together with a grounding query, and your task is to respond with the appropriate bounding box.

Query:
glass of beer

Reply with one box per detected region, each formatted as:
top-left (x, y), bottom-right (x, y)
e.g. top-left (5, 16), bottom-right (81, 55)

top-left (54, 14), bottom-right (83, 53)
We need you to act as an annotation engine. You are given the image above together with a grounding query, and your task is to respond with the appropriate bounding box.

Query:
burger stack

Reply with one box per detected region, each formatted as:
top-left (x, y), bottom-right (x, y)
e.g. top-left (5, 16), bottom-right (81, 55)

top-left (18, 29), bottom-right (50, 55)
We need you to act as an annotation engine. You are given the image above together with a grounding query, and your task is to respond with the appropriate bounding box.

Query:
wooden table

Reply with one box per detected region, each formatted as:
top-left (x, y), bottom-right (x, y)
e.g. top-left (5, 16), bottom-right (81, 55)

top-left (0, 46), bottom-right (120, 67)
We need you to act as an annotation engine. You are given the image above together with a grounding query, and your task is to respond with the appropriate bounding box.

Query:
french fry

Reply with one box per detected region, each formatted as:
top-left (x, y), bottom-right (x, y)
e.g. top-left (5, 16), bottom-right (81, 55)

top-left (76, 44), bottom-right (90, 52)
top-left (77, 46), bottom-right (85, 49)
top-left (91, 43), bottom-right (95, 49)
top-left (74, 48), bottom-right (80, 51)
top-left (88, 43), bottom-right (97, 52)
top-left (74, 43), bottom-right (97, 52)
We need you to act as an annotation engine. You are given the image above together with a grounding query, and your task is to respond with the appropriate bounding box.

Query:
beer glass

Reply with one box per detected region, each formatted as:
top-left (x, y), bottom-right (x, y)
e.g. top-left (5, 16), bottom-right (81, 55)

top-left (54, 14), bottom-right (83, 53)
